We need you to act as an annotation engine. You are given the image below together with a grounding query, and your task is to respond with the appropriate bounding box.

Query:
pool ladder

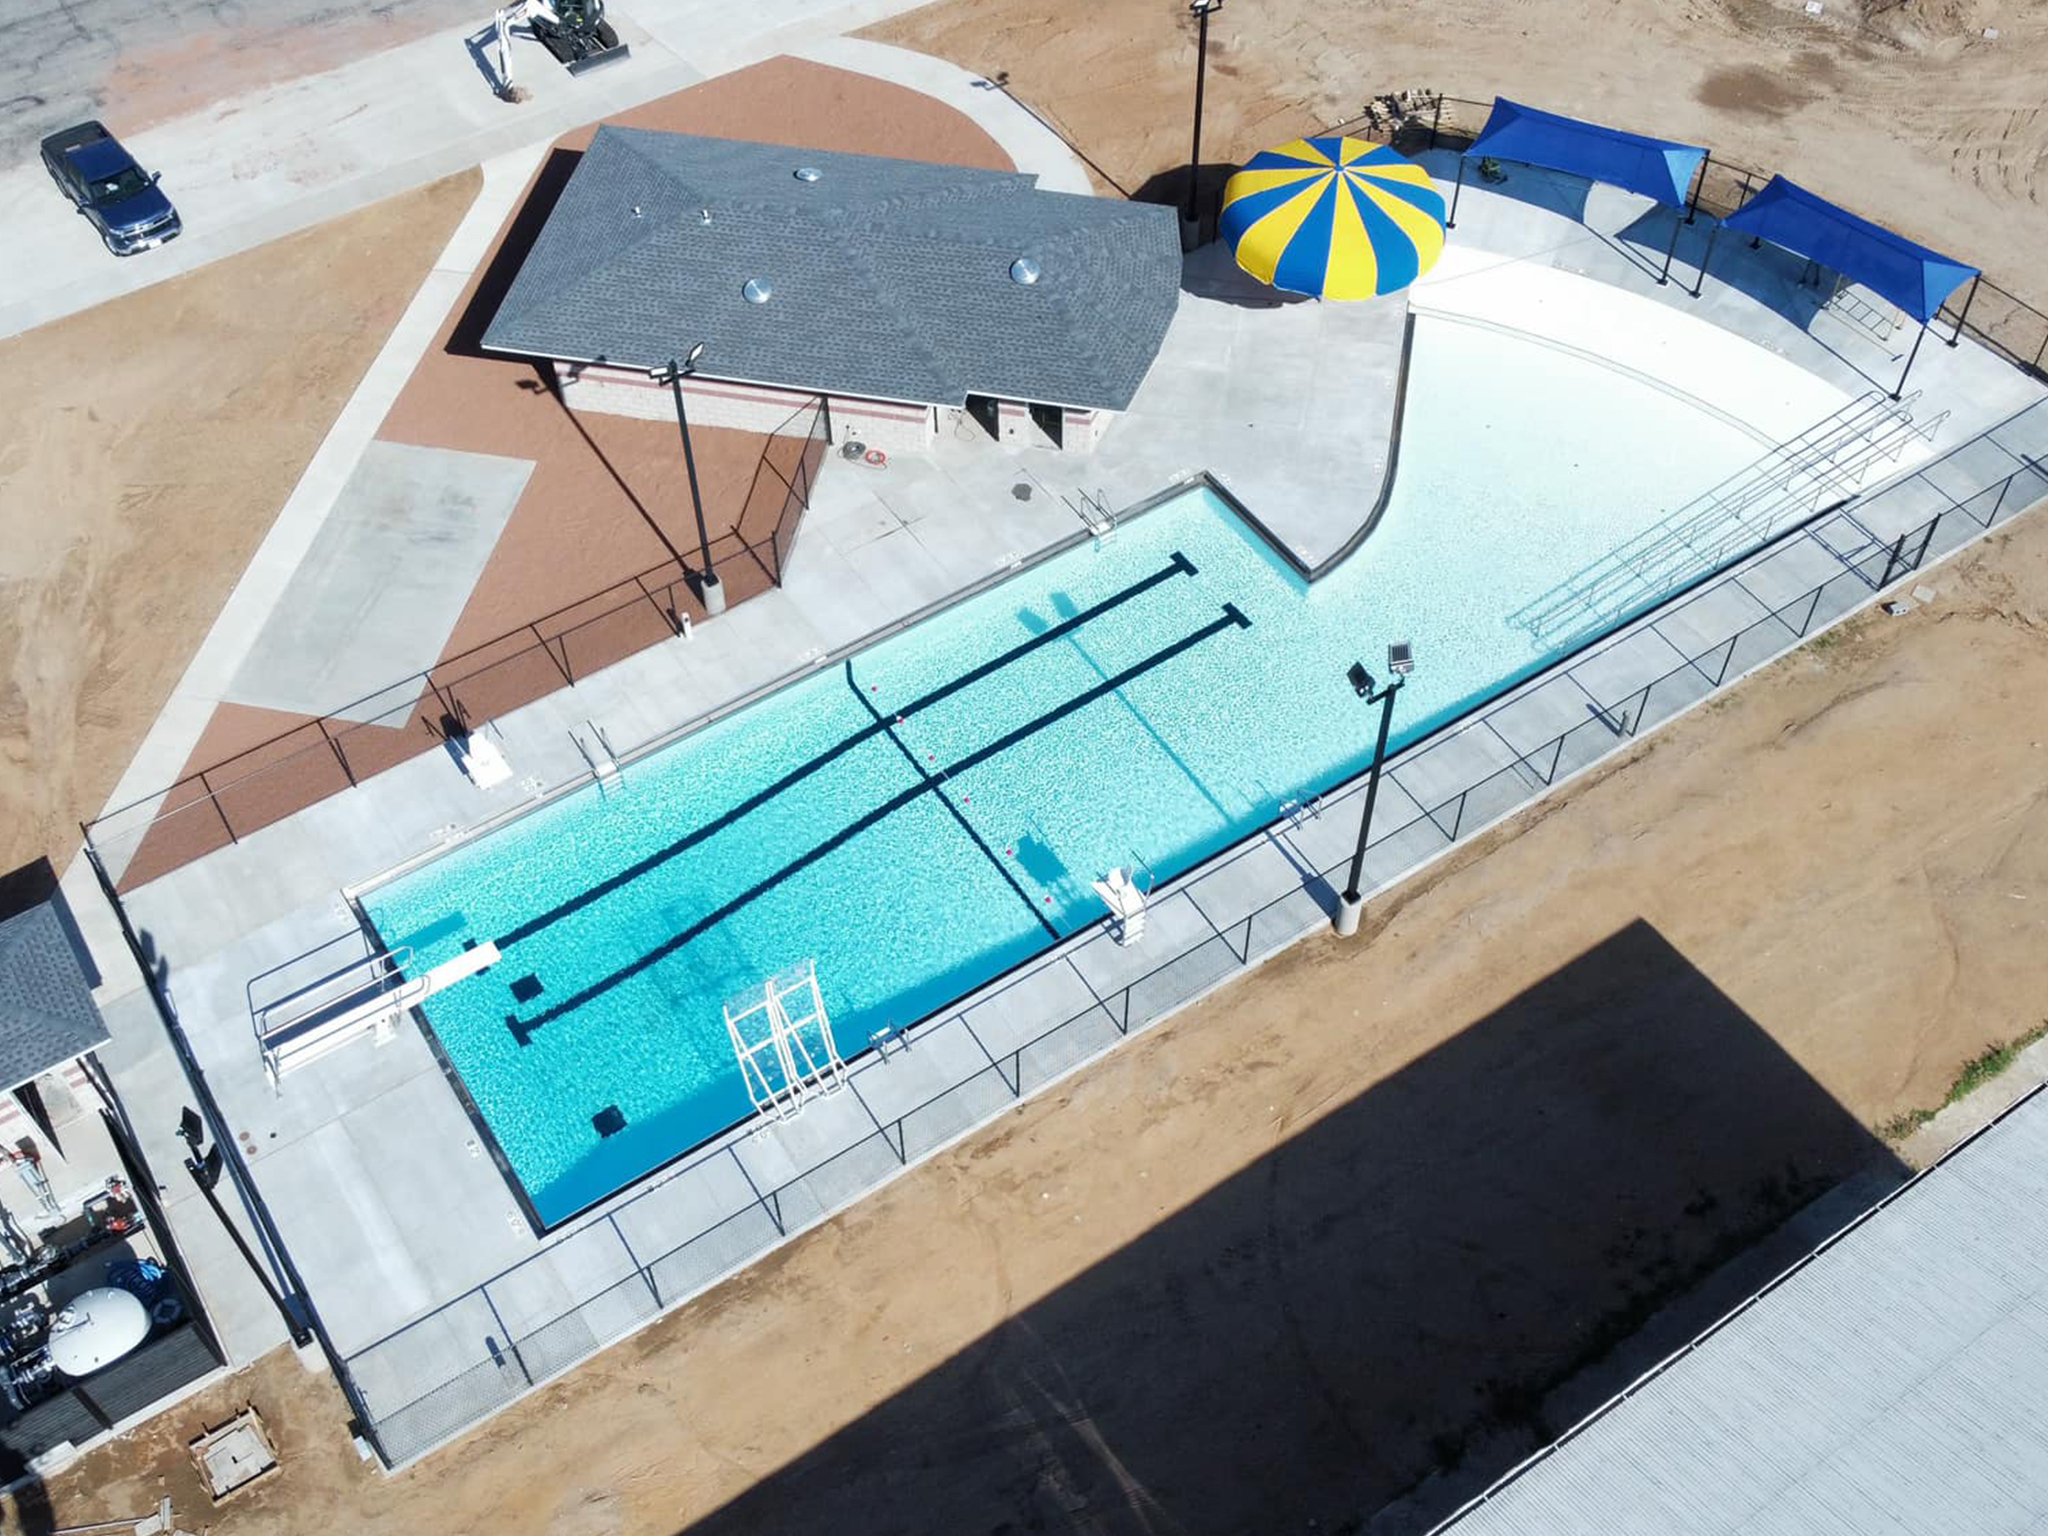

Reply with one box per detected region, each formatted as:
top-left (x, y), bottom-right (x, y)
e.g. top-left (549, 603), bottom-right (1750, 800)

top-left (1067, 487), bottom-right (1116, 539)
top-left (572, 719), bottom-right (621, 785)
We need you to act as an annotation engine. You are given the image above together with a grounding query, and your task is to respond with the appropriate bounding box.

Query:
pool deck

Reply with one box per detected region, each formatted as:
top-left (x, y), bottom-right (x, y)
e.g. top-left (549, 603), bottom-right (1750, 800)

top-left (794, 152), bottom-right (2039, 582)
top-left (65, 162), bottom-right (2048, 1464)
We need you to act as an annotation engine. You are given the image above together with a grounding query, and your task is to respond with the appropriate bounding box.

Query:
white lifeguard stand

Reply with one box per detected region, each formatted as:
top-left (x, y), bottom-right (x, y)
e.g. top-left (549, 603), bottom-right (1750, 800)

top-left (723, 960), bottom-right (847, 1123)
top-left (1092, 866), bottom-right (1150, 947)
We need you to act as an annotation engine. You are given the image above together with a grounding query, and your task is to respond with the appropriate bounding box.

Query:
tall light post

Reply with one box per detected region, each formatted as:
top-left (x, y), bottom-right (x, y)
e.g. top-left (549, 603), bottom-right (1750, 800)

top-left (648, 340), bottom-right (725, 617)
top-left (1183, 0), bottom-right (1224, 248)
top-left (1333, 641), bottom-right (1414, 938)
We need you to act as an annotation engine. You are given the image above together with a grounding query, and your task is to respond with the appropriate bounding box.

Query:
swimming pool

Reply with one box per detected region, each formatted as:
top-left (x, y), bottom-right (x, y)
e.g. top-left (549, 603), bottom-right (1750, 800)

top-left (362, 315), bottom-right (1794, 1227)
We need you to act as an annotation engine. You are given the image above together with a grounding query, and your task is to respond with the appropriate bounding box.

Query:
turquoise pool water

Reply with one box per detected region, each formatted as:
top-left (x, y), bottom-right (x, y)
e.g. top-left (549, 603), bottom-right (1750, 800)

top-left (362, 316), bottom-right (1777, 1226)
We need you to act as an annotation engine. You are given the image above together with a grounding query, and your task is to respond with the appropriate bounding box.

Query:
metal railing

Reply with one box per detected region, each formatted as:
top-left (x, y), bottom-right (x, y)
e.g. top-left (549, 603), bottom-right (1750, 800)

top-left (337, 439), bottom-right (2048, 1470)
top-left (83, 401), bottom-right (830, 893)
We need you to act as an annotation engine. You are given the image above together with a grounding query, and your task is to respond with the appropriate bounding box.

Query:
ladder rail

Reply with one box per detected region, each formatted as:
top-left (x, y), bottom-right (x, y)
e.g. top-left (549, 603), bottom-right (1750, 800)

top-left (1513, 391), bottom-right (1928, 643)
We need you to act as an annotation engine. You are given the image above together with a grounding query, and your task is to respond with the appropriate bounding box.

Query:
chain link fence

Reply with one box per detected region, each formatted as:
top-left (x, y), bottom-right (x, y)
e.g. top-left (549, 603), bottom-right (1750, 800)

top-left (86, 401), bottom-right (829, 894)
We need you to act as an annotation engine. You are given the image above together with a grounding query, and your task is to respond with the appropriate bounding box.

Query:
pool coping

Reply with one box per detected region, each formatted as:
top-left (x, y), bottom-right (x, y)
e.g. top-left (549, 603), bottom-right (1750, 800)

top-left (351, 382), bottom-right (1944, 1236)
top-left (1224, 311), bottom-right (1418, 584)
top-left (344, 472), bottom-right (1228, 1233)
top-left (335, 393), bottom-right (2048, 1469)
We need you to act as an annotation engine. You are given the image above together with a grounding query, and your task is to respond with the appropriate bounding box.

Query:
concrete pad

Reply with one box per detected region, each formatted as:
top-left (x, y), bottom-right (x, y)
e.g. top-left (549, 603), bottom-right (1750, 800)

top-left (1566, 628), bottom-right (1691, 703)
top-left (226, 442), bottom-right (533, 721)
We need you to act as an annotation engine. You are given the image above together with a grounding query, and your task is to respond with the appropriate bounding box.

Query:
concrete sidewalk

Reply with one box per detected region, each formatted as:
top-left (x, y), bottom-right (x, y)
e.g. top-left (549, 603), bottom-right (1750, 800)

top-left (0, 0), bottom-right (944, 340)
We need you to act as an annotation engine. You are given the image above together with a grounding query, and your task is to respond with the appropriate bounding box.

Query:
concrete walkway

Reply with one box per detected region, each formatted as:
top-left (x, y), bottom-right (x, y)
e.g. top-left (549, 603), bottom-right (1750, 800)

top-left (87, 144), bottom-right (545, 823)
top-left (0, 0), bottom-right (962, 339)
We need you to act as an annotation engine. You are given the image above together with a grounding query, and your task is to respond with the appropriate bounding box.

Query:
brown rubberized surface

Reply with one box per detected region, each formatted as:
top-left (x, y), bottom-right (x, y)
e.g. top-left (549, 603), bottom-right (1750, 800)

top-left (111, 58), bottom-right (1010, 889)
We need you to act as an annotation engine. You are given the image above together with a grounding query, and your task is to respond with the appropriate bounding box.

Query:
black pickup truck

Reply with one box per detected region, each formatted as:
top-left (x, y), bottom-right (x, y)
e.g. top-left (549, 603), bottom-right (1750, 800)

top-left (40, 121), bottom-right (182, 256)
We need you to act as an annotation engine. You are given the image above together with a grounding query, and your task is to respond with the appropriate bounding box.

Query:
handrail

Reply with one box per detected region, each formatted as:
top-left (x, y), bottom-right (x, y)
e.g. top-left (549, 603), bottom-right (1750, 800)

top-left (255, 945), bottom-right (414, 1042)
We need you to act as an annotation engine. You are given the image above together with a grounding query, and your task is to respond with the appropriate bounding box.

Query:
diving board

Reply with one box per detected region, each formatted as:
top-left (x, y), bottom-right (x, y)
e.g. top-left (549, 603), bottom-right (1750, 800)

top-left (258, 942), bottom-right (500, 1086)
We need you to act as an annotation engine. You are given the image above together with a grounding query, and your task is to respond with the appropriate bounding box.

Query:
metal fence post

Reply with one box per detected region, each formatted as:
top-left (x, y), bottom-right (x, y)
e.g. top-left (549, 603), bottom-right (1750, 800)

top-left (1878, 530), bottom-right (1908, 588)
top-left (1625, 682), bottom-right (1652, 737)
top-left (316, 717), bottom-right (358, 788)
top-left (1991, 473), bottom-right (2015, 525)
top-left (1802, 585), bottom-right (1826, 634)
top-left (1547, 734), bottom-right (1566, 783)
top-left (480, 1289), bottom-right (533, 1386)
top-left (535, 623), bottom-right (574, 687)
top-left (198, 770), bottom-right (238, 846)
top-left (1911, 515), bottom-right (1940, 571)
top-left (610, 1213), bottom-right (660, 1307)
top-left (1429, 93), bottom-right (1442, 150)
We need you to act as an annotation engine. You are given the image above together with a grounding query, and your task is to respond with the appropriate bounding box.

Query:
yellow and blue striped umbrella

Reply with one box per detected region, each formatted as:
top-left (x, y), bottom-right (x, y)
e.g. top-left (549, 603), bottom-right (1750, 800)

top-left (1220, 137), bottom-right (1446, 300)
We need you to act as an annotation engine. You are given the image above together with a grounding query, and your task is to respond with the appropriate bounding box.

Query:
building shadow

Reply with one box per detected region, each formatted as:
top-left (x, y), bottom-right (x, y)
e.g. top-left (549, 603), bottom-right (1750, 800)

top-left (674, 919), bottom-right (1903, 1536)
top-left (446, 146), bottom-right (584, 360)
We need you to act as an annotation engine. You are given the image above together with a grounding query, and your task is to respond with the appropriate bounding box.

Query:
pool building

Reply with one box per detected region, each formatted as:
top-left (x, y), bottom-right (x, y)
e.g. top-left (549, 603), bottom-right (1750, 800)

top-left (481, 128), bottom-right (1184, 455)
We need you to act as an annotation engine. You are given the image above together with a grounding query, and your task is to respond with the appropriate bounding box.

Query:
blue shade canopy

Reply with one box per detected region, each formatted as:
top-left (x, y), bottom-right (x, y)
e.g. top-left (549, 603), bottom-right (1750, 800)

top-left (1466, 98), bottom-right (1706, 209)
top-left (1721, 175), bottom-right (1978, 324)
top-left (1219, 138), bottom-right (1446, 300)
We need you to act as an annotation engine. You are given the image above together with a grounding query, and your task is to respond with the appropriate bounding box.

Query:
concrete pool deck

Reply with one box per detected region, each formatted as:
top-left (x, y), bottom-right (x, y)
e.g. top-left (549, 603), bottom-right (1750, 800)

top-left (64, 162), bottom-right (2048, 1463)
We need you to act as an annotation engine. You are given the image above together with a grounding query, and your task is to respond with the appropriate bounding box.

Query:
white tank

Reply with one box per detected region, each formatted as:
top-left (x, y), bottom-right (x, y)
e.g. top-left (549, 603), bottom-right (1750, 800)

top-left (46, 1287), bottom-right (150, 1377)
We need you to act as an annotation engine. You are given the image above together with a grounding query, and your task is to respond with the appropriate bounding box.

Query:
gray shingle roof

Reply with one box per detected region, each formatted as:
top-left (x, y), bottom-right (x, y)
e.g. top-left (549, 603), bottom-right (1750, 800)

top-left (482, 129), bottom-right (1182, 412)
top-left (0, 904), bottom-right (110, 1092)
top-left (1434, 1089), bottom-right (2048, 1535)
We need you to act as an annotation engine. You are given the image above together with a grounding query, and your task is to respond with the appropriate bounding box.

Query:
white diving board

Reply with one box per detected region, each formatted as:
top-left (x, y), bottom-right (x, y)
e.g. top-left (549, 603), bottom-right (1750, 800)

top-left (259, 942), bottom-right (500, 1086)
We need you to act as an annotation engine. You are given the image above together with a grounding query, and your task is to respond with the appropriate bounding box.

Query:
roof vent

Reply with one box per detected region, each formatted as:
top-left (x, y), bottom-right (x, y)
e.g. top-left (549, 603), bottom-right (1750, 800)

top-left (794, 166), bottom-right (822, 183)
top-left (743, 278), bottom-right (774, 305)
top-left (1009, 256), bottom-right (1042, 286)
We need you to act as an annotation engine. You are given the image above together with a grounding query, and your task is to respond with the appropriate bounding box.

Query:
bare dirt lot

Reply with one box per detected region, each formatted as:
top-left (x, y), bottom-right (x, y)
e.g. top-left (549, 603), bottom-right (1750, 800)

top-left (0, 171), bottom-right (478, 881)
top-left (19, 500), bottom-right (2048, 1534)
top-left (865, 0), bottom-right (2048, 291)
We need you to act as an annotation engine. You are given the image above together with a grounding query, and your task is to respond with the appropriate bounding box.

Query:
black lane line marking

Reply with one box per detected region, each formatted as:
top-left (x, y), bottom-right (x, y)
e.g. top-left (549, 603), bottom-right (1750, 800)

top-left (493, 551), bottom-right (1198, 951)
top-left (504, 603), bottom-right (1249, 1036)
top-left (845, 661), bottom-right (1059, 941)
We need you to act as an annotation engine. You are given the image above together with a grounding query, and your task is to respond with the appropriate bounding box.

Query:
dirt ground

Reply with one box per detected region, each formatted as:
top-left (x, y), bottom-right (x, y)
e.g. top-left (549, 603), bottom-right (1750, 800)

top-left (19, 497), bottom-right (2048, 1533)
top-left (0, 171), bottom-right (479, 881)
top-left (12, 0), bottom-right (2048, 1529)
top-left (865, 0), bottom-right (2048, 295)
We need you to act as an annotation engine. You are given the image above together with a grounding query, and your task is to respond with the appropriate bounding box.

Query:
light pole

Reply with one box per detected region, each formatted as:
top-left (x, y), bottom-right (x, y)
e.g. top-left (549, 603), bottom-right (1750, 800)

top-left (1183, 0), bottom-right (1224, 248)
top-left (1333, 641), bottom-right (1414, 938)
top-left (648, 341), bottom-right (725, 617)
